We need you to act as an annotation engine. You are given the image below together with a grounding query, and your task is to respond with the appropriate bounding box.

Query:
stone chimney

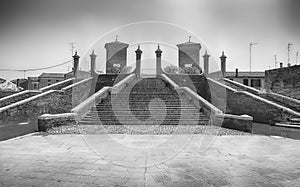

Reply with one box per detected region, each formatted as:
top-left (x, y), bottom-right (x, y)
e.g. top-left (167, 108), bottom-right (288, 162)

top-left (220, 51), bottom-right (227, 77)
top-left (90, 50), bottom-right (97, 77)
top-left (235, 68), bottom-right (238, 77)
top-left (203, 50), bottom-right (210, 75)
top-left (287, 63), bottom-right (291, 67)
top-left (72, 51), bottom-right (80, 80)
top-left (280, 62), bottom-right (283, 68)
top-left (155, 45), bottom-right (163, 75)
top-left (135, 45), bottom-right (142, 77)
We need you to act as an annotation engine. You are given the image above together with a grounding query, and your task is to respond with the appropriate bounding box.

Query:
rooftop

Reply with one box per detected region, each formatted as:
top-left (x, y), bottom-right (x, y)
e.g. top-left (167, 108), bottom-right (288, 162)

top-left (225, 71), bottom-right (265, 77)
top-left (39, 73), bottom-right (65, 78)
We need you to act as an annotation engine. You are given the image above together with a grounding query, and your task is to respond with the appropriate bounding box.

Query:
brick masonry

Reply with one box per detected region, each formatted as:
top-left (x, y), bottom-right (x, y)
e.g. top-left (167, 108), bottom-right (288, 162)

top-left (265, 65), bottom-right (300, 100)
top-left (207, 78), bottom-right (299, 124)
top-left (0, 90), bottom-right (72, 126)
top-left (164, 74), bottom-right (211, 102)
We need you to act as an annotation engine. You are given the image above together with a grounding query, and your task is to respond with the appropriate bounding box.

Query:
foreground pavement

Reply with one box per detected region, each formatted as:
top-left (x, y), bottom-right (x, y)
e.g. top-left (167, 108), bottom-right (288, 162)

top-left (0, 133), bottom-right (299, 186)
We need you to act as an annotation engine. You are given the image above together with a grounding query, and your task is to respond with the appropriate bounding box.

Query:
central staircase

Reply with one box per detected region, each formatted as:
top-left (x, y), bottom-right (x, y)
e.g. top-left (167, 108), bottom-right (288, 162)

top-left (78, 77), bottom-right (210, 134)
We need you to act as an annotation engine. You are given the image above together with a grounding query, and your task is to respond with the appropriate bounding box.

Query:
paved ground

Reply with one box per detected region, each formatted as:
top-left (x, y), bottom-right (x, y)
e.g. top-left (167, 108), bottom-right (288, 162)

top-left (0, 133), bottom-right (300, 186)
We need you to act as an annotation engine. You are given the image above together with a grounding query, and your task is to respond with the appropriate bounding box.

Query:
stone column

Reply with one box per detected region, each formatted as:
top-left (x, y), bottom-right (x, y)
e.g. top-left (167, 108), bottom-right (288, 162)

top-left (90, 50), bottom-right (97, 78)
top-left (155, 45), bottom-right (163, 75)
top-left (203, 50), bottom-right (210, 75)
top-left (220, 51), bottom-right (227, 77)
top-left (135, 45), bottom-right (142, 77)
top-left (72, 51), bottom-right (80, 80)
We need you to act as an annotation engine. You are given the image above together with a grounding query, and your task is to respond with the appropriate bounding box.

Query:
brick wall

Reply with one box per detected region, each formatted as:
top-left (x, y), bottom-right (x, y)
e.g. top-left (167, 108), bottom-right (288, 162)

top-left (95, 74), bottom-right (129, 93)
top-left (62, 77), bottom-right (93, 108)
top-left (0, 90), bottom-right (72, 126)
top-left (265, 65), bottom-right (300, 100)
top-left (207, 78), bottom-right (300, 124)
top-left (164, 74), bottom-right (211, 102)
top-left (0, 91), bottom-right (20, 99)
top-left (0, 90), bottom-right (41, 108)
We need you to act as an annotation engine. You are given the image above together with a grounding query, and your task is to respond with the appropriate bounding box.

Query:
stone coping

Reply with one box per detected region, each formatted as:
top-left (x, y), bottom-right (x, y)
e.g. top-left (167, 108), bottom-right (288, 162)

top-left (160, 74), bottom-right (179, 89)
top-left (62, 77), bottom-right (92, 91)
top-left (208, 78), bottom-right (300, 116)
top-left (266, 92), bottom-right (300, 105)
top-left (39, 113), bottom-right (76, 120)
top-left (0, 90), bottom-right (41, 103)
top-left (223, 77), bottom-right (261, 94)
top-left (71, 87), bottom-right (111, 120)
top-left (40, 78), bottom-right (74, 92)
top-left (0, 90), bottom-right (59, 113)
top-left (111, 74), bottom-right (135, 94)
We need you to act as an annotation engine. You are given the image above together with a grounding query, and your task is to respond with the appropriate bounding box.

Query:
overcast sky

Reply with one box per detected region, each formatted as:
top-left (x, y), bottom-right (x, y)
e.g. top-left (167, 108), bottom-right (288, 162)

top-left (0, 0), bottom-right (299, 80)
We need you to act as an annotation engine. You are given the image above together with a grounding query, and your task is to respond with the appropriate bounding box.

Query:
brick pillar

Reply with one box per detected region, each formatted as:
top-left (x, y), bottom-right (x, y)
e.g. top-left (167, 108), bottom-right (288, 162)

top-left (135, 45), bottom-right (142, 77)
top-left (220, 51), bottom-right (227, 77)
top-left (72, 51), bottom-right (80, 80)
top-left (203, 50), bottom-right (210, 75)
top-left (155, 45), bottom-right (162, 75)
top-left (90, 50), bottom-right (97, 77)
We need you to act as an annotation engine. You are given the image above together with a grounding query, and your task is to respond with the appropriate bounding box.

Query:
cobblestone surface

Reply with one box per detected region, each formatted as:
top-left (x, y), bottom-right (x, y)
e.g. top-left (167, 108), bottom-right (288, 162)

top-left (1, 133), bottom-right (299, 186)
top-left (46, 124), bottom-right (250, 135)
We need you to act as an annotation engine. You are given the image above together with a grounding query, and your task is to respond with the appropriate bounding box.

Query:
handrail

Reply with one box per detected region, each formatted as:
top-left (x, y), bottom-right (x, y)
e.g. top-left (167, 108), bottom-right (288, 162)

top-left (62, 77), bottom-right (93, 91)
top-left (40, 78), bottom-right (74, 92)
top-left (111, 73), bottom-right (135, 94)
top-left (223, 78), bottom-right (260, 94)
top-left (71, 86), bottom-right (111, 121)
top-left (160, 74), bottom-right (179, 89)
top-left (0, 90), bottom-right (59, 113)
top-left (0, 90), bottom-right (41, 103)
top-left (209, 78), bottom-right (300, 116)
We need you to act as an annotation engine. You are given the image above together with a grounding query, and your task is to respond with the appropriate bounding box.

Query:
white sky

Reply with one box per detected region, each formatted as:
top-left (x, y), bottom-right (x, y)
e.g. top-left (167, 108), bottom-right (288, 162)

top-left (0, 0), bottom-right (299, 80)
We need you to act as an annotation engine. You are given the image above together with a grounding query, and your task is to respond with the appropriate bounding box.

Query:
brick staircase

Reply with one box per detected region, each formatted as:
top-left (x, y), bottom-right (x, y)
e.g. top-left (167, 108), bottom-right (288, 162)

top-left (78, 77), bottom-right (210, 133)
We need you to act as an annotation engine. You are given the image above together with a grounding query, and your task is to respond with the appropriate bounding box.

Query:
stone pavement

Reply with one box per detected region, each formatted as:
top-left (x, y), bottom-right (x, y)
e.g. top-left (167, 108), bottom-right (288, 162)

top-left (0, 133), bottom-right (300, 186)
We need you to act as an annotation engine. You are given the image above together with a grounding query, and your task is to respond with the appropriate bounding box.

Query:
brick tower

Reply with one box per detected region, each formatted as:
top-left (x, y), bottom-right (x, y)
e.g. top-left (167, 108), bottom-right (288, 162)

top-left (104, 36), bottom-right (129, 74)
top-left (177, 37), bottom-right (201, 70)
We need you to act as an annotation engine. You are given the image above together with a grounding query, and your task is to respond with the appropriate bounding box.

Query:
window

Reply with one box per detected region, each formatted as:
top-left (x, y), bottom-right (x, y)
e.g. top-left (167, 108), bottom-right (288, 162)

top-left (33, 83), bottom-right (37, 89)
top-left (48, 79), bottom-right (51, 82)
top-left (243, 79), bottom-right (249, 86)
top-left (56, 80), bottom-right (60, 82)
top-left (251, 79), bottom-right (261, 87)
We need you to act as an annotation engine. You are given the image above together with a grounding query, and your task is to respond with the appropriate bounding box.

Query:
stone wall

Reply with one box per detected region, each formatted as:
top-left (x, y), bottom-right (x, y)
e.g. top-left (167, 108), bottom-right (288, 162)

top-left (0, 90), bottom-right (41, 108)
top-left (0, 91), bottom-right (20, 99)
top-left (95, 74), bottom-right (129, 92)
top-left (265, 65), bottom-right (300, 100)
top-left (207, 78), bottom-right (300, 124)
top-left (165, 73), bottom-right (211, 102)
top-left (62, 77), bottom-right (93, 108)
top-left (0, 90), bottom-right (72, 126)
top-left (38, 113), bottom-right (76, 132)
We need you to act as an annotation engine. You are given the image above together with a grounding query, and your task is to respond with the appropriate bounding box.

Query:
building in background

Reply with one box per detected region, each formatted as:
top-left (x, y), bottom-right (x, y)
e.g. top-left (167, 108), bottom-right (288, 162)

top-left (104, 38), bottom-right (129, 74)
top-left (209, 52), bottom-right (265, 89)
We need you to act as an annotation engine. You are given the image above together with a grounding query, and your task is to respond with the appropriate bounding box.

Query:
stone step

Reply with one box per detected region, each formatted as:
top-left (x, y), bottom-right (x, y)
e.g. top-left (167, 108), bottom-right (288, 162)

top-left (79, 120), bottom-right (209, 126)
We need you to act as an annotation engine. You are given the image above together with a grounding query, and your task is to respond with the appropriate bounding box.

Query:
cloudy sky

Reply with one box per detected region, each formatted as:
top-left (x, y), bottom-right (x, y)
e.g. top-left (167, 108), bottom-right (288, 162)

top-left (0, 0), bottom-right (299, 80)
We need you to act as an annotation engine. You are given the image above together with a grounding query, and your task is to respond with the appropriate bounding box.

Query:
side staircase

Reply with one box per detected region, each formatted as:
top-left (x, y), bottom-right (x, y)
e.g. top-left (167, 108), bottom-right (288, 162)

top-left (78, 77), bottom-right (210, 133)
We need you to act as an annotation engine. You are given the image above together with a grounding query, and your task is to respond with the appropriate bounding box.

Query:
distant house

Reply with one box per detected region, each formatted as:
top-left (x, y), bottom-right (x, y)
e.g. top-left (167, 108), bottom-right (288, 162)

top-left (209, 69), bottom-right (265, 89)
top-left (38, 73), bottom-right (65, 89)
top-left (225, 70), bottom-right (265, 89)
top-left (11, 78), bottom-right (28, 90)
top-left (27, 77), bottom-right (39, 90)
